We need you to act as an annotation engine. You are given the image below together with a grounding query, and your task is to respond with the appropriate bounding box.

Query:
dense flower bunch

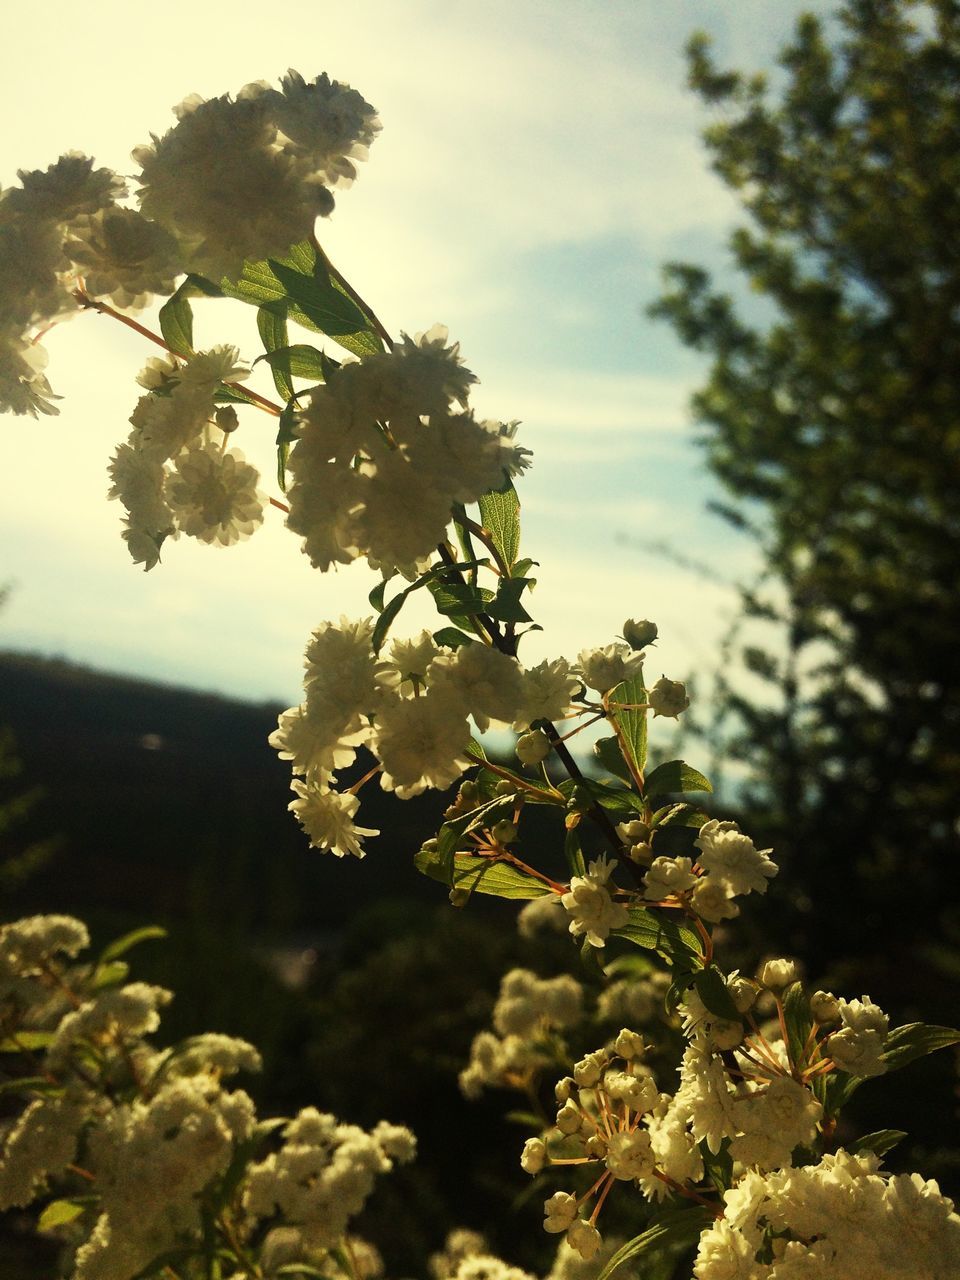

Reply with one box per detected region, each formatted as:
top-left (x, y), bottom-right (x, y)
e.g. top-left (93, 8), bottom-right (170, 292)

top-left (4, 65), bottom-right (960, 1280)
top-left (0, 70), bottom-right (378, 418)
top-left (0, 915), bottom-right (414, 1279)
top-left (107, 347), bottom-right (264, 567)
top-left (286, 326), bottom-right (528, 573)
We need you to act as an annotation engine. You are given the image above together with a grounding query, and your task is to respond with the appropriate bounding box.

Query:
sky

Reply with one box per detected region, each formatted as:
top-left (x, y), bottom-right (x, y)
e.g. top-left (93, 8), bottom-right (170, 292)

top-left (0, 0), bottom-right (835, 708)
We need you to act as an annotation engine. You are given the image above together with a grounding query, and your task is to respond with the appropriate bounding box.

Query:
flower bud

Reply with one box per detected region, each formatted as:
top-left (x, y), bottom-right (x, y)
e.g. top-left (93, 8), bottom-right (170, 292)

top-left (543, 1191), bottom-right (578, 1233)
top-left (521, 1136), bottom-right (547, 1174)
top-left (614, 1028), bottom-right (646, 1059)
top-left (494, 779), bottom-right (515, 796)
top-left (448, 887), bottom-right (470, 908)
top-left (556, 1098), bottom-right (582, 1134)
top-left (811, 990), bottom-right (841, 1025)
top-left (567, 1219), bottom-right (602, 1261)
top-left (648, 677), bottom-right (690, 718)
top-left (623, 619), bottom-right (658, 650)
top-left (215, 405), bottom-right (239, 432)
top-left (555, 1076), bottom-right (575, 1103)
top-left (759, 958), bottom-right (800, 989)
top-left (726, 975), bottom-right (757, 1013)
top-left (516, 728), bottom-right (551, 765)
top-left (617, 819), bottom-right (650, 844)
top-left (491, 820), bottom-right (517, 844)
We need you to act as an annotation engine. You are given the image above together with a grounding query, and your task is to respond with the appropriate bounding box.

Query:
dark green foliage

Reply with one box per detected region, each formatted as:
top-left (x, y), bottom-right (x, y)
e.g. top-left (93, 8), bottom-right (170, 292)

top-left (651, 0), bottom-right (960, 1191)
top-left (652, 0), bottom-right (960, 996)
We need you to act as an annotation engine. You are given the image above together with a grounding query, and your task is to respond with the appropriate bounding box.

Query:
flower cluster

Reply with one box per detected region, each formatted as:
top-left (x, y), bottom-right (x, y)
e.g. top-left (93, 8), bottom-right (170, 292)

top-left (0, 914), bottom-right (415, 1280)
top-left (270, 618), bottom-right (583, 854)
top-left (694, 1150), bottom-right (960, 1278)
top-left (134, 70), bottom-right (380, 282)
top-left (286, 326), bottom-right (528, 574)
top-left (459, 968), bottom-right (585, 1099)
top-left (631, 817), bottom-right (778, 925)
top-left (107, 348), bottom-right (264, 568)
top-left (0, 153), bottom-right (176, 416)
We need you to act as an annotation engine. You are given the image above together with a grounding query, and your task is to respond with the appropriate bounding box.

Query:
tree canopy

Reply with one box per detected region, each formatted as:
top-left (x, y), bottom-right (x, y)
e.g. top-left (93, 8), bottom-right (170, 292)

top-left (651, 0), bottom-right (960, 1003)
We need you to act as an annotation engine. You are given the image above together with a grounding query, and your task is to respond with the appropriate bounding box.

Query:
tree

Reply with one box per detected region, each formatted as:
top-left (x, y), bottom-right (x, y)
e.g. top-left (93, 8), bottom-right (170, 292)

top-left (651, 0), bottom-right (960, 1008)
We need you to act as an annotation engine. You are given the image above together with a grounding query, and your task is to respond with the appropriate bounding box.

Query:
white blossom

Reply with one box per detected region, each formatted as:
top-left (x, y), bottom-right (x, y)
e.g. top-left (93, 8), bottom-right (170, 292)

top-left (288, 780), bottom-right (379, 858)
top-left (561, 855), bottom-right (629, 948)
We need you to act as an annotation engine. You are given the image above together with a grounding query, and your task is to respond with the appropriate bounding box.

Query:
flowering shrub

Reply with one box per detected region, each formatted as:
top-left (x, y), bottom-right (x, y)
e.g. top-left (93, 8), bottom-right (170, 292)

top-left (2, 68), bottom-right (960, 1279)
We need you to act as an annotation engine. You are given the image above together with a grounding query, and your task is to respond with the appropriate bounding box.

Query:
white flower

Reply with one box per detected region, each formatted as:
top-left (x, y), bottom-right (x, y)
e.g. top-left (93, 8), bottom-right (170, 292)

top-left (576, 644), bottom-right (645, 693)
top-left (605, 1130), bottom-right (655, 1180)
top-left (565, 1219), bottom-right (601, 1261)
top-left (516, 729), bottom-right (551, 765)
top-left (260, 70), bottom-right (381, 187)
top-left (6, 153), bottom-right (124, 222)
top-left (287, 780), bottom-right (379, 858)
top-left (0, 328), bottom-right (60, 417)
top-left (643, 855), bottom-right (698, 901)
top-left (603, 1069), bottom-right (658, 1114)
top-left (543, 1191), bottom-right (578, 1234)
top-left (693, 1219), bottom-right (758, 1280)
top-left (695, 819), bottom-right (777, 897)
top-left (428, 644), bottom-right (524, 732)
top-left (357, 448), bottom-right (454, 572)
top-left (408, 411), bottom-right (515, 506)
top-left (730, 1077), bottom-right (822, 1172)
top-left (759, 958), bottom-right (799, 990)
top-left (826, 1026), bottom-right (887, 1077)
top-left (521, 1138), bottom-right (546, 1174)
top-left (382, 631), bottom-right (441, 688)
top-left (0, 1098), bottom-right (85, 1209)
top-left (165, 441), bottom-right (264, 546)
top-left (373, 690), bottom-right (471, 798)
top-left (134, 88), bottom-right (336, 282)
top-left (561, 855), bottom-right (629, 948)
top-left (690, 877), bottom-right (740, 924)
top-left (64, 206), bottom-right (181, 310)
top-left (647, 677), bottom-right (689, 718)
top-left (513, 658), bottom-right (580, 729)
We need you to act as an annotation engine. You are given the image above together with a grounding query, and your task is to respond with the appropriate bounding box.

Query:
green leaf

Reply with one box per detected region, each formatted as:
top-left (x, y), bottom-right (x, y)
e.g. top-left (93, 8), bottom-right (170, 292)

top-left (651, 803), bottom-right (710, 829)
top-left (594, 735), bottom-right (632, 783)
top-left (0, 1030), bottom-right (55, 1053)
top-left (693, 965), bottom-right (740, 1020)
top-left (700, 1138), bottom-right (734, 1195)
top-left (275, 403), bottom-right (299, 491)
top-left (414, 844), bottom-right (551, 900)
top-left (478, 480), bottom-right (521, 570)
top-left (782, 981), bottom-right (813, 1069)
top-left (429, 582), bottom-right (495, 618)
top-left (597, 1206), bottom-right (713, 1280)
top-left (852, 1129), bottom-right (907, 1157)
top-left (91, 960), bottom-right (129, 990)
top-left (881, 1023), bottom-right (960, 1071)
top-left (157, 274), bottom-right (224, 357)
top-left (609, 674), bottom-right (648, 779)
top-left (270, 257), bottom-right (367, 335)
top-left (564, 827), bottom-right (587, 878)
top-left (257, 304), bottom-right (293, 400)
top-left (433, 627), bottom-right (477, 649)
top-left (38, 1198), bottom-right (87, 1230)
top-left (99, 925), bottom-right (167, 964)
top-left (464, 737), bottom-right (488, 763)
top-left (0, 1075), bottom-right (60, 1096)
top-left (487, 577), bottom-right (533, 623)
top-left (369, 579), bottom-right (389, 614)
top-left (611, 905), bottom-right (704, 969)
top-left (255, 343), bottom-right (328, 381)
top-left (222, 241), bottom-right (382, 357)
top-left (432, 795), bottom-right (516, 884)
top-left (645, 760), bottom-right (713, 796)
